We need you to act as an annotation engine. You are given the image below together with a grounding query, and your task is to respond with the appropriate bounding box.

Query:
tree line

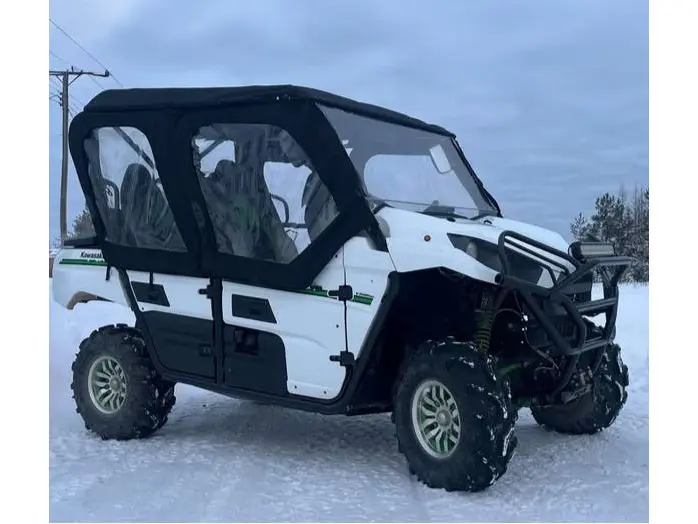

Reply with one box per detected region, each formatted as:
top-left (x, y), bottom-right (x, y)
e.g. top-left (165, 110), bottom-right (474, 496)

top-left (569, 185), bottom-right (649, 283)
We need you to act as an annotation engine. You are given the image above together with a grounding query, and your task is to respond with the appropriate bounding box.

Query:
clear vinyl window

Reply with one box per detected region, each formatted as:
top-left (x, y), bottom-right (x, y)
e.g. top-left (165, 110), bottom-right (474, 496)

top-left (84, 126), bottom-right (185, 251)
top-left (320, 105), bottom-right (497, 219)
top-left (192, 123), bottom-right (338, 263)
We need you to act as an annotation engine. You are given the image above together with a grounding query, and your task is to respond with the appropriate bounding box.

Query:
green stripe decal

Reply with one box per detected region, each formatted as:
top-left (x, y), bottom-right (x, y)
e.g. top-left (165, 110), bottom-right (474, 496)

top-left (297, 287), bottom-right (374, 306)
top-left (352, 293), bottom-right (374, 305)
top-left (58, 258), bottom-right (107, 267)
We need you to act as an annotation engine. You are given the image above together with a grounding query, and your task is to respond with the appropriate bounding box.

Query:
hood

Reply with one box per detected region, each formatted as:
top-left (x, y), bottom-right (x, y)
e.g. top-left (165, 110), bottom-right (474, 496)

top-left (377, 208), bottom-right (569, 251)
top-left (376, 207), bottom-right (575, 279)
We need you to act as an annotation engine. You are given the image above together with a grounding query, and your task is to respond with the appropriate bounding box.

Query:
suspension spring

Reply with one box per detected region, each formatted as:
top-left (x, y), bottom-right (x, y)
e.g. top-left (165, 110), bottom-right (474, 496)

top-left (473, 289), bottom-right (509, 353)
top-left (474, 308), bottom-right (496, 353)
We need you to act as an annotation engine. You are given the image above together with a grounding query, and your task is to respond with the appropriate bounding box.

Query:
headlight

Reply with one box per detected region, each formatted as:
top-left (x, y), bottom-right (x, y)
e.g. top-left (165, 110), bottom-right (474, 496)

top-left (448, 233), bottom-right (544, 283)
top-left (464, 241), bottom-right (478, 259)
top-left (447, 234), bottom-right (500, 271)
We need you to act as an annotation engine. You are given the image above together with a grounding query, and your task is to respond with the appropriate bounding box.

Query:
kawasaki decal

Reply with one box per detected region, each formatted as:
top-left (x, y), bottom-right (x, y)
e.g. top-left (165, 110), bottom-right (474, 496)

top-left (59, 251), bottom-right (107, 267)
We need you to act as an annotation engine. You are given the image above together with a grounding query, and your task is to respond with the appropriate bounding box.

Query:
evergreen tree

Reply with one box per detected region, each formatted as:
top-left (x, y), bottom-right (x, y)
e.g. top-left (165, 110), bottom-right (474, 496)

top-left (570, 185), bottom-right (648, 283)
top-left (66, 207), bottom-right (95, 240)
top-left (570, 213), bottom-right (590, 241)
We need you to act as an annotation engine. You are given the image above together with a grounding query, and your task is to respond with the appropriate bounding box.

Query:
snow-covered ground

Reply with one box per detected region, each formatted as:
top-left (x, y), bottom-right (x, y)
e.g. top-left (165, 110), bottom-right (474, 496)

top-left (49, 281), bottom-right (649, 523)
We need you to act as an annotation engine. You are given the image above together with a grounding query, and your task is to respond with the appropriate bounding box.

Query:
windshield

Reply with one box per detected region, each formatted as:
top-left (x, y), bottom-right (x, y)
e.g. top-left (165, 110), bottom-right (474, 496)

top-left (319, 105), bottom-right (498, 219)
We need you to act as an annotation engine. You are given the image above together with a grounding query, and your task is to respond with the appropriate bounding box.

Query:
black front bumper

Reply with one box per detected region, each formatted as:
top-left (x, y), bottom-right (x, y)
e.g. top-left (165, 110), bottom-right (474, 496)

top-left (494, 231), bottom-right (632, 356)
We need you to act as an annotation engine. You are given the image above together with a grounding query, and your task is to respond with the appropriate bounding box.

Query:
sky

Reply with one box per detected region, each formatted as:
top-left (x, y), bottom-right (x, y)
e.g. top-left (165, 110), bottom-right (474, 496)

top-left (48, 0), bottom-right (648, 243)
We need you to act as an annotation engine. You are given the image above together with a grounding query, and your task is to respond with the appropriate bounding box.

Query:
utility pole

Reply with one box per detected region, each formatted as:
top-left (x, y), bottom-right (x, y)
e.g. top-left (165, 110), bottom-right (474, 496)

top-left (49, 67), bottom-right (110, 244)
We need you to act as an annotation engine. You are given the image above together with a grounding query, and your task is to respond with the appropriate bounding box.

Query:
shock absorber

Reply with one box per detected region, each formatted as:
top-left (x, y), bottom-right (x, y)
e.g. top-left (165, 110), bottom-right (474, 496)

top-left (474, 289), bottom-right (509, 353)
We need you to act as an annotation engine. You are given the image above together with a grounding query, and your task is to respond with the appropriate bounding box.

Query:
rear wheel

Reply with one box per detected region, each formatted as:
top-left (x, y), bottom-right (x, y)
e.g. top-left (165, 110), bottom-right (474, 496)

top-left (393, 338), bottom-right (518, 492)
top-left (71, 324), bottom-right (176, 440)
top-left (531, 343), bottom-right (629, 434)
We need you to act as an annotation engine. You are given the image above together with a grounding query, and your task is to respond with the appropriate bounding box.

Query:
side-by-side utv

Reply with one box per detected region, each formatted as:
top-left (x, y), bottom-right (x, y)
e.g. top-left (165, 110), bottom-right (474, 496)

top-left (52, 85), bottom-right (630, 492)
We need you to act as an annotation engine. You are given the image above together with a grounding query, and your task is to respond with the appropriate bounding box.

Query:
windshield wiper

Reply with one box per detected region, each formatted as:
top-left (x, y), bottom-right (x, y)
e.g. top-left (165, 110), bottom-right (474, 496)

top-left (470, 210), bottom-right (497, 220)
top-left (420, 205), bottom-right (470, 220)
top-left (421, 209), bottom-right (470, 220)
top-left (422, 206), bottom-right (497, 221)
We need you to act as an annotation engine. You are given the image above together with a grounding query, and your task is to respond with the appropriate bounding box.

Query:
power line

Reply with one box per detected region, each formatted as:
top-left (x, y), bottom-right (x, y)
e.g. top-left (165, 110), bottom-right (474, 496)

top-left (71, 93), bottom-right (86, 107)
top-left (49, 80), bottom-right (61, 106)
top-left (69, 100), bottom-right (83, 115)
top-left (86, 75), bottom-right (107, 91)
top-left (49, 50), bottom-right (67, 65)
top-left (49, 18), bottom-right (124, 87)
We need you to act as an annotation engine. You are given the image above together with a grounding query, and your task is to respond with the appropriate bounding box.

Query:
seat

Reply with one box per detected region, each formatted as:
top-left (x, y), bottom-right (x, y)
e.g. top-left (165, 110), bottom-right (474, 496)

top-left (302, 170), bottom-right (337, 241)
top-left (206, 159), bottom-right (298, 262)
top-left (120, 163), bottom-right (184, 250)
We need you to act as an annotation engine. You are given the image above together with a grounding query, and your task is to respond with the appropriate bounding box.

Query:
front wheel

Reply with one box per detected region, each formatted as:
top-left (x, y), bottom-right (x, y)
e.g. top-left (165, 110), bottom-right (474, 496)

top-left (531, 343), bottom-right (629, 435)
top-left (393, 338), bottom-right (518, 492)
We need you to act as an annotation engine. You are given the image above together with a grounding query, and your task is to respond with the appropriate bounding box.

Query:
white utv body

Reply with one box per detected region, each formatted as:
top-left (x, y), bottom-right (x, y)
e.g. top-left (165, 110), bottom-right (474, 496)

top-left (53, 85), bottom-right (631, 492)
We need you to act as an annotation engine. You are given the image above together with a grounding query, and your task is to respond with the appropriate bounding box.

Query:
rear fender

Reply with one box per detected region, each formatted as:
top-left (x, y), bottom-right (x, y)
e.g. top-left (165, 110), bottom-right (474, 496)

top-left (51, 249), bottom-right (128, 309)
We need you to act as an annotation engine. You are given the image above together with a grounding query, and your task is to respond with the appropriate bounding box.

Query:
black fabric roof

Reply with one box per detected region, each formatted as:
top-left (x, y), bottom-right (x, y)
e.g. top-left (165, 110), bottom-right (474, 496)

top-left (84, 84), bottom-right (453, 136)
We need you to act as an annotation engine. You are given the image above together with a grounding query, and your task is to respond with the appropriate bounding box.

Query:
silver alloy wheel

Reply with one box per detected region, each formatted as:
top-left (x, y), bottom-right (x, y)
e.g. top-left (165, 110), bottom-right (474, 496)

top-left (87, 356), bottom-right (128, 414)
top-left (411, 379), bottom-right (462, 459)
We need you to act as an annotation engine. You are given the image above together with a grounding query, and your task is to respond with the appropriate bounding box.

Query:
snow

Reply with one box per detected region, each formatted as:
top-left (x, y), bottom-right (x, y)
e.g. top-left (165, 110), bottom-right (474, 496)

top-left (49, 282), bottom-right (649, 522)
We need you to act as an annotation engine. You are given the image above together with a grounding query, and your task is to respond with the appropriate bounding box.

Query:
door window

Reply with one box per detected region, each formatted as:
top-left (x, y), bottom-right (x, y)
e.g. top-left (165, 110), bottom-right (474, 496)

top-left (191, 123), bottom-right (338, 263)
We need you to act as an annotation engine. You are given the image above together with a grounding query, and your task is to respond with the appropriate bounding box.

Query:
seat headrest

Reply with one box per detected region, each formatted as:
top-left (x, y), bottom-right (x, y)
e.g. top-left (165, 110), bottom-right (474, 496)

top-left (211, 160), bottom-right (266, 196)
top-left (121, 163), bottom-right (153, 208)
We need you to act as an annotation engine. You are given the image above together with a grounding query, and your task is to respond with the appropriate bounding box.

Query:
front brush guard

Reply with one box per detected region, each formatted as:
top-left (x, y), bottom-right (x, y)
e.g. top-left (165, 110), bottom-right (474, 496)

top-left (493, 231), bottom-right (632, 357)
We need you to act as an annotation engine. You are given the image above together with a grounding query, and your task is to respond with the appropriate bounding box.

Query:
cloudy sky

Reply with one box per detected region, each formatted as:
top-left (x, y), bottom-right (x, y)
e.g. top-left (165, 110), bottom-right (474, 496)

top-left (48, 0), bottom-right (648, 242)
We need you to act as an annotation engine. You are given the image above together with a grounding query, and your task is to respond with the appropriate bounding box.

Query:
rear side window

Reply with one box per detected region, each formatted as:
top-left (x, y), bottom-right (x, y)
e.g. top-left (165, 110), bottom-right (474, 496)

top-left (84, 126), bottom-right (185, 251)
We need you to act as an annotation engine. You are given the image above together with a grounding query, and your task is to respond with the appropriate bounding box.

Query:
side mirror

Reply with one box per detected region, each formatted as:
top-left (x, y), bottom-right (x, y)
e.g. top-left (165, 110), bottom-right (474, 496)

top-left (429, 145), bottom-right (452, 174)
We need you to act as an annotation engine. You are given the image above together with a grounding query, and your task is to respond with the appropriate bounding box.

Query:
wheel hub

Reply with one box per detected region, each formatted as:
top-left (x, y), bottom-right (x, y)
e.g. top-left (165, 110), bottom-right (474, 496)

top-left (87, 356), bottom-right (128, 414)
top-left (436, 409), bottom-right (451, 426)
top-left (411, 379), bottom-right (462, 459)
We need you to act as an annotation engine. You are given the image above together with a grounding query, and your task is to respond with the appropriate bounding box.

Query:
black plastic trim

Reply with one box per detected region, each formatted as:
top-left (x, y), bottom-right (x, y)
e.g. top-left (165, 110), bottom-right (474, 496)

top-left (208, 278), bottom-right (225, 384)
top-left (142, 311), bottom-right (215, 378)
top-left (131, 281), bottom-right (170, 307)
top-left (231, 294), bottom-right (277, 324)
top-left (223, 326), bottom-right (287, 395)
